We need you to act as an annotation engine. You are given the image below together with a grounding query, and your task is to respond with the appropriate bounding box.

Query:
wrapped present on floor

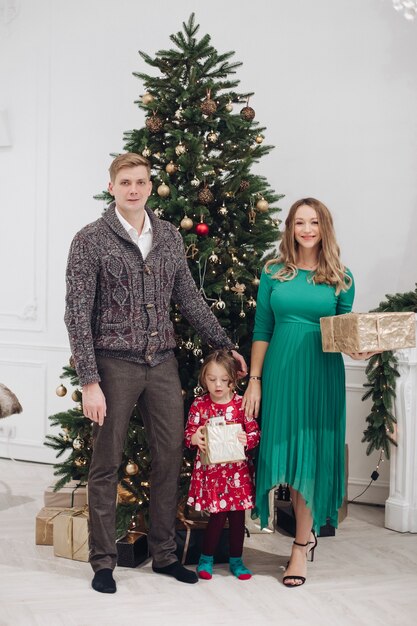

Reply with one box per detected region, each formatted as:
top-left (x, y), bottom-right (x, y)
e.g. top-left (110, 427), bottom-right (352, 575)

top-left (116, 531), bottom-right (149, 568)
top-left (44, 480), bottom-right (88, 508)
top-left (175, 504), bottom-right (229, 565)
top-left (35, 507), bottom-right (66, 545)
top-left (320, 311), bottom-right (416, 353)
top-left (200, 416), bottom-right (245, 465)
top-left (53, 507), bottom-right (89, 562)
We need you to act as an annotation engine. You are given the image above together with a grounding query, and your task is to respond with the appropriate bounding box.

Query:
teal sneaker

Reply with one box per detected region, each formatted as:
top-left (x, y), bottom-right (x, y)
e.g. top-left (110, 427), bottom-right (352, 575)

top-left (229, 557), bottom-right (252, 580)
top-left (197, 554), bottom-right (213, 580)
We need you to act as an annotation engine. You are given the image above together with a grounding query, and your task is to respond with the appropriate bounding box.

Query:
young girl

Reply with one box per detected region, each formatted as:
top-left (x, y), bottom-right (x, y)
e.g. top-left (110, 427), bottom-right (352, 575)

top-left (184, 350), bottom-right (260, 580)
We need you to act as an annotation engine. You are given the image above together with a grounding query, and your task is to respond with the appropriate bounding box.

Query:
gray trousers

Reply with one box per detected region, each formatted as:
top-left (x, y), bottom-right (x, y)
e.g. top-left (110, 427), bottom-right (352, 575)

top-left (88, 355), bottom-right (184, 572)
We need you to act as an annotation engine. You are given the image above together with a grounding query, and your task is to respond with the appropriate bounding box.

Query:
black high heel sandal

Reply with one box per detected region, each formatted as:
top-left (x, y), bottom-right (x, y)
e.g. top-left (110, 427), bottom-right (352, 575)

top-left (307, 529), bottom-right (318, 562)
top-left (283, 540), bottom-right (309, 587)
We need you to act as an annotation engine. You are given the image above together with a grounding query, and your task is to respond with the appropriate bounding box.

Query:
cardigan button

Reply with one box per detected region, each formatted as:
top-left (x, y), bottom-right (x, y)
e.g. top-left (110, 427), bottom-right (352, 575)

top-left (146, 303), bottom-right (154, 309)
top-left (150, 331), bottom-right (158, 337)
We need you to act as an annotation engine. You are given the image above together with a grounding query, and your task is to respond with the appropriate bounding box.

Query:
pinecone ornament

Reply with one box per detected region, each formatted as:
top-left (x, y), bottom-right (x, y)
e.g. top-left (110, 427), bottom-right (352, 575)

top-left (198, 187), bottom-right (214, 205)
top-left (240, 106), bottom-right (255, 121)
top-left (200, 90), bottom-right (217, 116)
top-left (239, 180), bottom-right (250, 192)
top-left (146, 114), bottom-right (164, 133)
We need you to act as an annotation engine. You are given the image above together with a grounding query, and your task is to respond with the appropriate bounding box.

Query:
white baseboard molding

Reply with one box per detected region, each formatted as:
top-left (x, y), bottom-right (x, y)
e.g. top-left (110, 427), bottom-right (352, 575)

top-left (348, 478), bottom-right (389, 505)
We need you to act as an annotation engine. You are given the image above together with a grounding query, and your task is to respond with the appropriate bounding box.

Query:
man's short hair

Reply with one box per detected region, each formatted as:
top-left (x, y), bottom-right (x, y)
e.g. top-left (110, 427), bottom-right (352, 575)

top-left (109, 153), bottom-right (151, 182)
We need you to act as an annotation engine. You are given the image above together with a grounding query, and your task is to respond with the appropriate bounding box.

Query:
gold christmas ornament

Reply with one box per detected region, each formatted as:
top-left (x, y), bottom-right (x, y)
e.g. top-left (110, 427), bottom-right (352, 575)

top-left (225, 101), bottom-right (234, 112)
top-left (141, 92), bottom-right (154, 105)
top-left (180, 216), bottom-right (193, 230)
top-left (56, 384), bottom-right (67, 397)
top-left (218, 203), bottom-right (228, 216)
top-left (117, 483), bottom-right (137, 504)
top-left (231, 282), bottom-right (246, 295)
top-left (207, 131), bottom-right (219, 143)
top-left (255, 134), bottom-right (264, 144)
top-left (240, 106), bottom-right (255, 121)
top-left (247, 297), bottom-right (257, 308)
top-left (252, 277), bottom-right (260, 286)
top-left (72, 437), bottom-right (84, 451)
top-left (209, 251), bottom-right (219, 263)
top-left (125, 461), bottom-right (139, 476)
top-left (74, 456), bottom-right (87, 467)
top-left (146, 114), bottom-right (164, 133)
top-left (256, 197), bottom-right (269, 212)
top-left (71, 389), bottom-right (81, 403)
top-left (248, 208), bottom-right (256, 224)
top-left (157, 183), bottom-right (170, 198)
top-left (142, 147), bottom-right (151, 157)
top-left (165, 161), bottom-right (178, 174)
top-left (175, 142), bottom-right (186, 156)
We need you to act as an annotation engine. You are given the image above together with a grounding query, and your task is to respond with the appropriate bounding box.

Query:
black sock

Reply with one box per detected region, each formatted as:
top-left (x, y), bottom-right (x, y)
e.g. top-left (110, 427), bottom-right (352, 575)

top-left (152, 561), bottom-right (198, 584)
top-left (92, 568), bottom-right (117, 594)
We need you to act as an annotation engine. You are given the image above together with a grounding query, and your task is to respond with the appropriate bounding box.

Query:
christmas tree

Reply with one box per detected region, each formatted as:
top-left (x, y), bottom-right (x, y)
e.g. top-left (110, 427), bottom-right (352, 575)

top-left (46, 14), bottom-right (282, 536)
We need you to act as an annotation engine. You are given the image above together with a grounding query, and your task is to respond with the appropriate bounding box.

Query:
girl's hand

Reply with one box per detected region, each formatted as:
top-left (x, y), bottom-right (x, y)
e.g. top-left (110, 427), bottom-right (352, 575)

top-left (191, 426), bottom-right (206, 453)
top-left (237, 431), bottom-right (248, 447)
top-left (242, 379), bottom-right (261, 419)
top-left (346, 351), bottom-right (382, 360)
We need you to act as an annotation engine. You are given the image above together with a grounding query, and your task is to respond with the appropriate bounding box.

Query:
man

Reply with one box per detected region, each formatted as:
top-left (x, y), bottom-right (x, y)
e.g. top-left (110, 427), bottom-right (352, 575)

top-left (64, 153), bottom-right (246, 593)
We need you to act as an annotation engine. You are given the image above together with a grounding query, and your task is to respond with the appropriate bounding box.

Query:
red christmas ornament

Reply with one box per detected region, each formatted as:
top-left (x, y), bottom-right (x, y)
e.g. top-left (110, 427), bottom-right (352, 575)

top-left (195, 220), bottom-right (209, 236)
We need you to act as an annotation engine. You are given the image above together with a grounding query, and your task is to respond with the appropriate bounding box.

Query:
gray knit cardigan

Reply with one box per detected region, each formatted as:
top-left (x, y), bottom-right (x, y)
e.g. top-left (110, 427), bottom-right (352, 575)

top-left (64, 204), bottom-right (233, 386)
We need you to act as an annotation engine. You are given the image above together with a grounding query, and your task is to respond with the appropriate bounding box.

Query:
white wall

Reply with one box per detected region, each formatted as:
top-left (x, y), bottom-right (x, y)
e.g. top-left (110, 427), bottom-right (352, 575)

top-left (1, 0), bottom-right (415, 500)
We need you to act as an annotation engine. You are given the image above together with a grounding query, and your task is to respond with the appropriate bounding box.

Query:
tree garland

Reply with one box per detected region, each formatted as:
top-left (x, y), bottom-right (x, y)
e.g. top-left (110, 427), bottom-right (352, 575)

top-left (362, 284), bottom-right (417, 458)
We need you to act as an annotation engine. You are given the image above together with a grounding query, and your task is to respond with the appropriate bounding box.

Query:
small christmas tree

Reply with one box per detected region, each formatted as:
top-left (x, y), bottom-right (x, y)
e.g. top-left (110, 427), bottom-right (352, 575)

top-left (46, 14), bottom-right (282, 536)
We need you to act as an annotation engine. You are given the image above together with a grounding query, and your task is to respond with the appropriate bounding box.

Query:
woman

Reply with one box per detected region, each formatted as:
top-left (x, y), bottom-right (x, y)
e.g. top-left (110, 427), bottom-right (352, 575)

top-left (243, 198), bottom-right (375, 587)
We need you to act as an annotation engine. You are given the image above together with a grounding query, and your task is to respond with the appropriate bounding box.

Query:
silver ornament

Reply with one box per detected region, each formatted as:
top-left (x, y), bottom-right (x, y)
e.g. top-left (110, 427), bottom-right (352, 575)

top-left (190, 177), bottom-right (201, 187)
top-left (142, 147), bottom-right (151, 157)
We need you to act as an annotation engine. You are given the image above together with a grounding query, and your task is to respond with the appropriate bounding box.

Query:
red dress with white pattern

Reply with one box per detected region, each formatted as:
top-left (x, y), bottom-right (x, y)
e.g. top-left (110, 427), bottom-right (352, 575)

top-left (184, 393), bottom-right (260, 514)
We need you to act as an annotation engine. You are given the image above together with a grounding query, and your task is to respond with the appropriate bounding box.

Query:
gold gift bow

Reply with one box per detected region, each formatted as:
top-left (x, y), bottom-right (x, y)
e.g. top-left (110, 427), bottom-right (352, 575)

top-left (64, 505), bottom-right (89, 558)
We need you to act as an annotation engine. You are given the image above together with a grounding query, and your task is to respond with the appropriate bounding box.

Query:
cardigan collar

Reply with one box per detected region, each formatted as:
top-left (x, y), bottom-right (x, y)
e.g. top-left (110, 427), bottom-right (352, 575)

top-left (102, 202), bottom-right (162, 251)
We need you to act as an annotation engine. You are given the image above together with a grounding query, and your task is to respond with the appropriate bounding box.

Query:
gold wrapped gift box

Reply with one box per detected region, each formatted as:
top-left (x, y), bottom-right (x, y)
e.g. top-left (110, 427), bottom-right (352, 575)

top-left (44, 480), bottom-right (87, 508)
top-left (35, 507), bottom-right (66, 545)
top-left (200, 417), bottom-right (245, 465)
top-left (320, 311), bottom-right (416, 353)
top-left (53, 507), bottom-right (89, 562)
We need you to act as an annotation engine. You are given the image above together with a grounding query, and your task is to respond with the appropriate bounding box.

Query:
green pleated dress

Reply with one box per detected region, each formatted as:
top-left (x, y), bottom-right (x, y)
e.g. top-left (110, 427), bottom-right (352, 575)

top-left (253, 264), bottom-right (355, 532)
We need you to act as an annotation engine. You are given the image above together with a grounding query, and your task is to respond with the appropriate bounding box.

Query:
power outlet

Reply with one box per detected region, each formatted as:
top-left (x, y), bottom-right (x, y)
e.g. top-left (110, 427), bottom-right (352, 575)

top-left (0, 424), bottom-right (16, 439)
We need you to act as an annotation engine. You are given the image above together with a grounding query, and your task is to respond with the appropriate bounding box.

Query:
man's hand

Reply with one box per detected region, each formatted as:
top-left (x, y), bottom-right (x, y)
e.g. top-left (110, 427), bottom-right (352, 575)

top-left (191, 426), bottom-right (206, 453)
top-left (82, 382), bottom-right (107, 426)
top-left (230, 349), bottom-right (248, 379)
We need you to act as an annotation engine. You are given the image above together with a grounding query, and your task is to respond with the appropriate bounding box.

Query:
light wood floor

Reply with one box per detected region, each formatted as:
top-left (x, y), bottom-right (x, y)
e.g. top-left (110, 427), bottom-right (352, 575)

top-left (1, 458), bottom-right (416, 626)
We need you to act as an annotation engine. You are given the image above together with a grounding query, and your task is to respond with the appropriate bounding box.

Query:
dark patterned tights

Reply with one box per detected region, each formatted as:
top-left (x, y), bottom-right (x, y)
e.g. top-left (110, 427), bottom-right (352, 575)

top-left (202, 510), bottom-right (245, 558)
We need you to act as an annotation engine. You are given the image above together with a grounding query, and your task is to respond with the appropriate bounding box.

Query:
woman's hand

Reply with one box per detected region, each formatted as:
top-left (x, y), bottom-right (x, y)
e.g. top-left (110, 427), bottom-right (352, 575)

top-left (346, 351), bottom-right (382, 360)
top-left (191, 426), bottom-right (206, 453)
top-left (242, 379), bottom-right (261, 419)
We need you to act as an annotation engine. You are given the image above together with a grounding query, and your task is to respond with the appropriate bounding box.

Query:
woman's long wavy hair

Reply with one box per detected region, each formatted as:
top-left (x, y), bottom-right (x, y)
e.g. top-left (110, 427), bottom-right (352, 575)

top-left (266, 198), bottom-right (352, 295)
